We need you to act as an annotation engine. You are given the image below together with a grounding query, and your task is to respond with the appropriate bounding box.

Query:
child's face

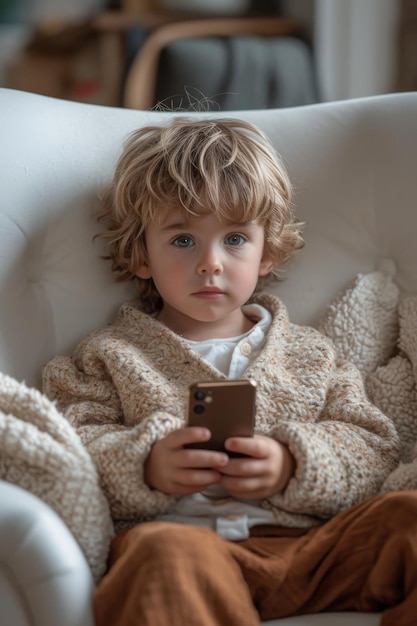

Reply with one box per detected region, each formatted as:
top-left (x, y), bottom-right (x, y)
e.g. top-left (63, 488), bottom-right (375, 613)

top-left (136, 209), bottom-right (273, 340)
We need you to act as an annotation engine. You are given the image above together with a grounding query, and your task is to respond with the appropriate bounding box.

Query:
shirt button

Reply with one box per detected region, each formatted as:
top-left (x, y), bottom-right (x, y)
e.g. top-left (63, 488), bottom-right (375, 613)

top-left (240, 342), bottom-right (252, 356)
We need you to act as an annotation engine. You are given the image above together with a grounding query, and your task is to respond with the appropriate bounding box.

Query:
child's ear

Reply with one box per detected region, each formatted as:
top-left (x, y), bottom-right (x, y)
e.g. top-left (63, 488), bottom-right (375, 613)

top-left (259, 257), bottom-right (275, 277)
top-left (135, 262), bottom-right (152, 279)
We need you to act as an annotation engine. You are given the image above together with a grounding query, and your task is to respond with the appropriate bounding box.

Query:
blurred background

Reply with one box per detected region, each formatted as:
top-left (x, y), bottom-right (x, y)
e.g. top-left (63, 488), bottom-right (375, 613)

top-left (0, 0), bottom-right (414, 111)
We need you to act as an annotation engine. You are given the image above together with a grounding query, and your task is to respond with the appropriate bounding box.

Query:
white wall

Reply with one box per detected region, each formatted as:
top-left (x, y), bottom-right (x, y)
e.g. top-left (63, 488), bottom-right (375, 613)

top-left (314, 0), bottom-right (400, 101)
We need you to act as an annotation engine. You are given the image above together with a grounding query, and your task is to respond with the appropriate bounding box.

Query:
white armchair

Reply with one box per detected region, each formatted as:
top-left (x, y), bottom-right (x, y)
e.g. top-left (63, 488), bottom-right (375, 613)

top-left (1, 87), bottom-right (416, 626)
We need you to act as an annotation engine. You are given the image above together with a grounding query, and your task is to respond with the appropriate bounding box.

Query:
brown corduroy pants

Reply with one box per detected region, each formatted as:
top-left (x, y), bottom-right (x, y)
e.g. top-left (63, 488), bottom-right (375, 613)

top-left (94, 491), bottom-right (417, 626)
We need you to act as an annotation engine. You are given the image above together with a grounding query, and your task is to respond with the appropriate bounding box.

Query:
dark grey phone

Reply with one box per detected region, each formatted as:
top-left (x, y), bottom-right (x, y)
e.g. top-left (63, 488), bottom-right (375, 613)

top-left (185, 379), bottom-right (256, 455)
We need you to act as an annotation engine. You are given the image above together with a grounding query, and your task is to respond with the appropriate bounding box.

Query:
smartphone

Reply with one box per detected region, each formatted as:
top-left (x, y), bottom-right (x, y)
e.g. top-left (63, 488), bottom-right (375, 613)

top-left (185, 379), bottom-right (256, 455)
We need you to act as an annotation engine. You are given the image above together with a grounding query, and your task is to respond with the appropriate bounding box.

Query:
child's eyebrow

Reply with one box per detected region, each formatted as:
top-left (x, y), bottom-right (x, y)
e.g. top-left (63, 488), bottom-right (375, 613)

top-left (160, 221), bottom-right (189, 231)
top-left (160, 220), bottom-right (257, 231)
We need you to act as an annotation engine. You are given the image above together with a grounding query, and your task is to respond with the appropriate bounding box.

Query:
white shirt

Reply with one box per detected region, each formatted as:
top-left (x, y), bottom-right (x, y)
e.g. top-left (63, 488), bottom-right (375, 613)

top-left (156, 303), bottom-right (278, 540)
top-left (186, 303), bottom-right (272, 378)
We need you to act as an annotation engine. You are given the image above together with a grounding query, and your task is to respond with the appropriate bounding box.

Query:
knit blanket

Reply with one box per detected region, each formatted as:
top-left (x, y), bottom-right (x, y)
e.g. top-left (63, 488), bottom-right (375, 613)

top-left (315, 268), bottom-right (417, 492)
top-left (0, 373), bottom-right (114, 582)
top-left (0, 268), bottom-right (416, 584)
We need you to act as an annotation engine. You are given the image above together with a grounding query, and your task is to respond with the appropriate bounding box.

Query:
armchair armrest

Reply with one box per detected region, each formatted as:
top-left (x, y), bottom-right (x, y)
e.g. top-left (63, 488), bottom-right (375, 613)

top-left (0, 481), bottom-right (95, 626)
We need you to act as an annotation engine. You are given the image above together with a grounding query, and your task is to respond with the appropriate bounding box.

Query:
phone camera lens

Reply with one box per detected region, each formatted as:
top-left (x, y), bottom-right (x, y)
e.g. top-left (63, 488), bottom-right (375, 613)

top-left (193, 404), bottom-right (205, 414)
top-left (194, 391), bottom-right (206, 401)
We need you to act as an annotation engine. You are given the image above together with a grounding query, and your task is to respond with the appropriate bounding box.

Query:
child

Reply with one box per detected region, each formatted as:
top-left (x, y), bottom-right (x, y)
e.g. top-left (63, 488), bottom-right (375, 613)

top-left (43, 118), bottom-right (417, 626)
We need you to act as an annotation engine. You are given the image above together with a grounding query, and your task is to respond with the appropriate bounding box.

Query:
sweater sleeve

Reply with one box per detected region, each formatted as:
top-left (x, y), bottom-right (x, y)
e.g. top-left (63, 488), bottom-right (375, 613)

top-left (266, 359), bottom-right (400, 519)
top-left (42, 354), bottom-right (182, 522)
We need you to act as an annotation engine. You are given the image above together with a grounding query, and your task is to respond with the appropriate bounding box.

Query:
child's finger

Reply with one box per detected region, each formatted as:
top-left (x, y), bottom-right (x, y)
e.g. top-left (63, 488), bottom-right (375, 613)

top-left (180, 448), bottom-right (229, 469)
top-left (174, 468), bottom-right (223, 491)
top-left (165, 426), bottom-right (211, 449)
top-left (220, 475), bottom-right (263, 498)
top-left (220, 457), bottom-right (263, 477)
top-left (224, 435), bottom-right (265, 458)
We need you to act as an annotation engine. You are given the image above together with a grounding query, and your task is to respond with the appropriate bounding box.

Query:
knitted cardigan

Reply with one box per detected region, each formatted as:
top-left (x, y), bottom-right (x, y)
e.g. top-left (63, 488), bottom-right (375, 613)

top-left (42, 294), bottom-right (400, 531)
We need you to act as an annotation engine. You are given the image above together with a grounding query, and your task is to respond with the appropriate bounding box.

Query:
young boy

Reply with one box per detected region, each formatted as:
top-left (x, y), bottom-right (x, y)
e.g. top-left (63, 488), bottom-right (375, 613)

top-left (43, 118), bottom-right (416, 626)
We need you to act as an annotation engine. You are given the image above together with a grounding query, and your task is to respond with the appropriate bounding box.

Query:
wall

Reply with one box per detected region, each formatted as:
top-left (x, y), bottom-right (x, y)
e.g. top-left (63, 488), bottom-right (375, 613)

top-left (315, 0), bottom-right (400, 101)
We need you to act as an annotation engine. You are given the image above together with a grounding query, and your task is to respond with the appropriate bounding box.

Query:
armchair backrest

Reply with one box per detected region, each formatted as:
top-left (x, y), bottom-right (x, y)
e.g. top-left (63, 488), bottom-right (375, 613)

top-left (1, 88), bottom-right (416, 389)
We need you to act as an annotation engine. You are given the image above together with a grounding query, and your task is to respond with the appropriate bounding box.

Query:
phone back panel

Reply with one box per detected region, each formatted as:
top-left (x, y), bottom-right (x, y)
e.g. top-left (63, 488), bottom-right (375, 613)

top-left (186, 379), bottom-right (256, 453)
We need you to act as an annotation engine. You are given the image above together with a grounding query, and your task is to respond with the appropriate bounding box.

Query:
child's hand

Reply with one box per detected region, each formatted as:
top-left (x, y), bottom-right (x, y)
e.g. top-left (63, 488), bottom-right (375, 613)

top-left (144, 427), bottom-right (229, 496)
top-left (219, 435), bottom-right (295, 500)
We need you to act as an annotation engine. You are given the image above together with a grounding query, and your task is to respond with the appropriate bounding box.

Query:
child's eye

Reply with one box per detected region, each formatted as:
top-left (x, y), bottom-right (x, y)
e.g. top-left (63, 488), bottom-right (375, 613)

top-left (225, 233), bottom-right (246, 246)
top-left (172, 235), bottom-right (194, 248)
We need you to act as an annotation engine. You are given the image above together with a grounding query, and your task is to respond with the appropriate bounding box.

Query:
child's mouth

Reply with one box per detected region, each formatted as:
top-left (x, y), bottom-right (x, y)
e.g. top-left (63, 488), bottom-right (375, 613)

top-left (193, 288), bottom-right (225, 299)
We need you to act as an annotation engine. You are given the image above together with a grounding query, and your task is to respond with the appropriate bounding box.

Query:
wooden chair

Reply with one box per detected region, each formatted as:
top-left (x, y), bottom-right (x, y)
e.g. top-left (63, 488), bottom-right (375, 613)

top-left (123, 16), bottom-right (303, 110)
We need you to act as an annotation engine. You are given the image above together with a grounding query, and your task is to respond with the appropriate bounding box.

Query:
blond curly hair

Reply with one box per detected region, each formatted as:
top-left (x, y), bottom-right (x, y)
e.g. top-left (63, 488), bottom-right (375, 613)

top-left (97, 117), bottom-right (304, 313)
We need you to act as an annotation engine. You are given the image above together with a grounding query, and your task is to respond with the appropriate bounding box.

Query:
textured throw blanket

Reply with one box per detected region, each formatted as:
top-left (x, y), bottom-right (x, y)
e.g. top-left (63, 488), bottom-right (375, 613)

top-left (316, 269), bottom-right (417, 492)
top-left (0, 268), bottom-right (416, 583)
top-left (0, 373), bottom-right (114, 582)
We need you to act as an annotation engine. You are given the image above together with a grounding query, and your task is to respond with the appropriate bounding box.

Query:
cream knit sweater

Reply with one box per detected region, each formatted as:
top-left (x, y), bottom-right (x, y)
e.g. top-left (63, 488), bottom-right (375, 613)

top-left (43, 294), bottom-right (400, 531)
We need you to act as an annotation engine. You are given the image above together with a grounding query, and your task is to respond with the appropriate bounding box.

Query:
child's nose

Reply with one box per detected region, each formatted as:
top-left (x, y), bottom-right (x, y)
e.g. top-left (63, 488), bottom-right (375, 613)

top-left (196, 247), bottom-right (223, 276)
